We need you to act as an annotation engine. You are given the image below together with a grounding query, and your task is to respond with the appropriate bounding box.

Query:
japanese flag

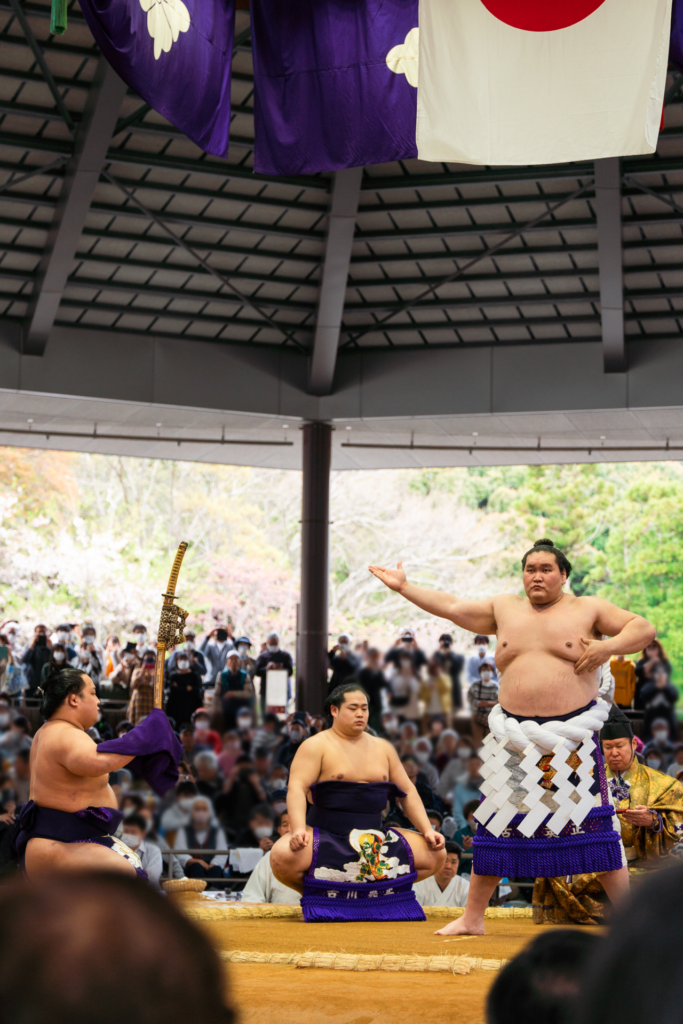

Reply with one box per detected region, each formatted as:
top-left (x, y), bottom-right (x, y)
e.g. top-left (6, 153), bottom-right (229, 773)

top-left (416, 0), bottom-right (673, 165)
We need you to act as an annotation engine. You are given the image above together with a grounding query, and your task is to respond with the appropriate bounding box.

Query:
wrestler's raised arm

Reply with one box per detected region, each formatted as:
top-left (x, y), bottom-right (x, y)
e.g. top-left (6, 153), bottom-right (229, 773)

top-left (286, 734), bottom-right (323, 851)
top-left (384, 741), bottom-right (445, 852)
top-left (368, 561), bottom-right (496, 635)
top-left (56, 727), bottom-right (134, 777)
top-left (573, 598), bottom-right (656, 675)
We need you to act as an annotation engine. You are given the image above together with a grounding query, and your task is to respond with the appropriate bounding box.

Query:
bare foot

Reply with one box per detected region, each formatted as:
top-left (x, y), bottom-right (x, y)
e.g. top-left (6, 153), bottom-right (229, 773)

top-left (435, 918), bottom-right (486, 936)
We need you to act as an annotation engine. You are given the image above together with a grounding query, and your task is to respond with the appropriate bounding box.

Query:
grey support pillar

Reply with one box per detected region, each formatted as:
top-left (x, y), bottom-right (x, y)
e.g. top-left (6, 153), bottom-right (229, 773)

top-left (308, 166), bottom-right (363, 396)
top-left (297, 421), bottom-right (332, 713)
top-left (24, 57), bottom-right (127, 355)
top-left (595, 157), bottom-right (626, 373)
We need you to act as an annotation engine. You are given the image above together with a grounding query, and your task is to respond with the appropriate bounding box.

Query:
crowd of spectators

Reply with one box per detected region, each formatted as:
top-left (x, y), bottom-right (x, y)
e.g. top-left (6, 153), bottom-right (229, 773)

top-left (0, 618), bottom-right (681, 907)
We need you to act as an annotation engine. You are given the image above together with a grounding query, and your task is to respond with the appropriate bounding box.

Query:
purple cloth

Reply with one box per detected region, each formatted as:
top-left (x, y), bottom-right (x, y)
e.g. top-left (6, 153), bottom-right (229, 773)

top-left (307, 780), bottom-right (406, 834)
top-left (671, 0), bottom-right (683, 72)
top-left (251, 0), bottom-right (418, 175)
top-left (12, 801), bottom-right (123, 861)
top-left (301, 780), bottom-right (425, 923)
top-left (77, 0), bottom-right (234, 158)
top-left (98, 708), bottom-right (183, 796)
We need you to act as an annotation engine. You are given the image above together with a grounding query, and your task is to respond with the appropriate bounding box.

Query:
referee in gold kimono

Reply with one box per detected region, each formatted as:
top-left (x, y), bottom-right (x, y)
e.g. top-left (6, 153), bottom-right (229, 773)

top-left (534, 706), bottom-right (683, 924)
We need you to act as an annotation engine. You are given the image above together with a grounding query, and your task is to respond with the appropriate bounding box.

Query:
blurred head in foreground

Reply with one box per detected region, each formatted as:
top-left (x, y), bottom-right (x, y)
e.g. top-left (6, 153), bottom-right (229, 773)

top-left (577, 864), bottom-right (683, 1024)
top-left (0, 873), bottom-right (233, 1024)
top-left (487, 928), bottom-right (599, 1024)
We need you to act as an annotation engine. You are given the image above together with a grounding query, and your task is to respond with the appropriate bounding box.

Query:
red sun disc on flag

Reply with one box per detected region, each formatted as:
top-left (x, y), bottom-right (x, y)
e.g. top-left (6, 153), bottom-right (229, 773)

top-left (480, 0), bottom-right (607, 31)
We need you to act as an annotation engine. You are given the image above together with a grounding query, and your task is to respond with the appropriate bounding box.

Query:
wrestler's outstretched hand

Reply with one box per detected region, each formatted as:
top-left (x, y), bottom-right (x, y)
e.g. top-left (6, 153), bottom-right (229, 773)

top-left (574, 636), bottom-right (610, 674)
top-left (289, 828), bottom-right (309, 851)
top-left (423, 829), bottom-right (446, 852)
top-left (368, 561), bottom-right (407, 593)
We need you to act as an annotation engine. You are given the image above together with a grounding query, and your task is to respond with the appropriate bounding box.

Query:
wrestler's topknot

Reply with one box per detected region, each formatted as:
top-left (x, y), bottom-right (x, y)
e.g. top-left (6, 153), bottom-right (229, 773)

top-left (521, 538), bottom-right (572, 578)
top-left (40, 665), bottom-right (88, 719)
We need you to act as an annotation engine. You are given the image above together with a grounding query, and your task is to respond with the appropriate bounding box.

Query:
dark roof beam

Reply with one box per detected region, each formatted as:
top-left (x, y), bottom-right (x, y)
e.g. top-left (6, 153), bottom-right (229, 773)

top-left (595, 157), bottom-right (625, 373)
top-left (309, 166), bottom-right (362, 395)
top-left (23, 56), bottom-right (126, 355)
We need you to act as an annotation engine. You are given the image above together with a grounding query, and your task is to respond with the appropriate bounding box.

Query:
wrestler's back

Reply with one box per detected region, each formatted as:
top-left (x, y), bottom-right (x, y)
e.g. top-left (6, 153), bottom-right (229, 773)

top-left (29, 721), bottom-right (117, 812)
top-left (309, 730), bottom-right (392, 785)
top-left (493, 592), bottom-right (602, 717)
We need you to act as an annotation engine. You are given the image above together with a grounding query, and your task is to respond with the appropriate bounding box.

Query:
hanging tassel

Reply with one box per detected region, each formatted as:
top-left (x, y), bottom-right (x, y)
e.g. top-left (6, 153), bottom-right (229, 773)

top-left (50, 0), bottom-right (67, 35)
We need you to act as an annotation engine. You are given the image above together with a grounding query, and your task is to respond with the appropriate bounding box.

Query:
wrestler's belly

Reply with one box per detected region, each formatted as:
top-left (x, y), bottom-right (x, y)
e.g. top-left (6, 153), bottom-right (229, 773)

top-left (29, 778), bottom-right (118, 813)
top-left (497, 651), bottom-right (599, 717)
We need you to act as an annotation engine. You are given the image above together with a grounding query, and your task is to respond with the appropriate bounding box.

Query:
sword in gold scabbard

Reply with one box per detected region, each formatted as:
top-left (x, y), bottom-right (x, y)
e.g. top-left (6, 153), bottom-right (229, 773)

top-left (153, 541), bottom-right (190, 709)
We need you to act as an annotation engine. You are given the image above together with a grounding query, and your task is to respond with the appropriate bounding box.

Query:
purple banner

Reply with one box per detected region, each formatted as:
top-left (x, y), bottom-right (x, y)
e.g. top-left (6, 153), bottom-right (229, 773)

top-left (671, 0), bottom-right (683, 72)
top-left (251, 0), bottom-right (419, 176)
top-left (77, 0), bottom-right (234, 158)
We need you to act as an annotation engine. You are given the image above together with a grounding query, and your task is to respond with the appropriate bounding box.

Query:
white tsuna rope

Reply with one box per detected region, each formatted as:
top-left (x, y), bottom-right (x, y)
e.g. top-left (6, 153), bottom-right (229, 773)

top-left (476, 666), bottom-right (613, 837)
top-left (488, 668), bottom-right (612, 755)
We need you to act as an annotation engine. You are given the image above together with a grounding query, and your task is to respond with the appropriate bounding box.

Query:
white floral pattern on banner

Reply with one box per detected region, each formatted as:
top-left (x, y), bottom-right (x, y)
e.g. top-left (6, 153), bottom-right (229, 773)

top-left (139, 0), bottom-right (190, 60)
top-left (386, 27), bottom-right (419, 88)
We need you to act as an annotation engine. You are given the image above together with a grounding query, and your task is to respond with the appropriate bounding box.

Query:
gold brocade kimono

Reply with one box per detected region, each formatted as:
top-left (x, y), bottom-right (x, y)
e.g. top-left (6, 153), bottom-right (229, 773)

top-left (533, 760), bottom-right (683, 925)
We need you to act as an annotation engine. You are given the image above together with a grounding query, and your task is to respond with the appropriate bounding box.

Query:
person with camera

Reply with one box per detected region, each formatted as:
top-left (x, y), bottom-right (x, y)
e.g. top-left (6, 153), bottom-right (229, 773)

top-left (21, 625), bottom-right (53, 698)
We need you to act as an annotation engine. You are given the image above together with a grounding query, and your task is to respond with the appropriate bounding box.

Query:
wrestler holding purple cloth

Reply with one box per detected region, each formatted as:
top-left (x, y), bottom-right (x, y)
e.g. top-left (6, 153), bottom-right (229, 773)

top-left (370, 538), bottom-right (656, 935)
top-left (270, 683), bottom-right (445, 922)
top-left (13, 666), bottom-right (181, 880)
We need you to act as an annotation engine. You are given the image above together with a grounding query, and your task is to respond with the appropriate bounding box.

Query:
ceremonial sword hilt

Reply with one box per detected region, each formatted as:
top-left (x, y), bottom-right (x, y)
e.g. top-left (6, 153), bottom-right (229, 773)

top-left (154, 541), bottom-right (189, 709)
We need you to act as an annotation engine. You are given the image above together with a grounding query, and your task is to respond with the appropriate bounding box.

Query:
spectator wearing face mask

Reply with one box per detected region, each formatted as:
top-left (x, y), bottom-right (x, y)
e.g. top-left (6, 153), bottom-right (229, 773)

top-left (380, 711), bottom-right (401, 744)
top-left (160, 780), bottom-right (198, 837)
top-left (119, 812), bottom-right (163, 888)
top-left (52, 624), bottom-right (77, 661)
top-left (192, 711), bottom-right (221, 753)
top-left (73, 639), bottom-right (103, 690)
top-left (200, 627), bottom-right (235, 686)
top-left (175, 796), bottom-right (228, 880)
top-left (80, 623), bottom-right (104, 664)
top-left (327, 633), bottom-right (361, 693)
top-left (20, 624), bottom-right (53, 697)
top-left (193, 751), bottom-right (223, 799)
top-left (166, 653), bottom-right (204, 728)
top-left (164, 629), bottom-right (207, 682)
top-left (253, 632), bottom-right (293, 715)
top-left (127, 653), bottom-right (157, 725)
top-left (235, 803), bottom-right (278, 851)
top-left (358, 648), bottom-right (387, 733)
top-left (268, 786), bottom-right (288, 819)
top-left (434, 728), bottom-right (459, 773)
top-left (452, 798), bottom-right (479, 874)
top-left (397, 720), bottom-right (419, 757)
top-left (452, 753), bottom-right (484, 829)
top-left (275, 713), bottom-right (309, 770)
top-left (642, 734), bottom-right (674, 773)
top-left (106, 643), bottom-right (139, 700)
top-left (468, 661), bottom-right (499, 746)
top-left (641, 663), bottom-right (679, 744)
top-left (215, 651), bottom-right (255, 730)
top-left (132, 624), bottom-right (155, 660)
top-left (667, 742), bottom-right (683, 777)
top-left (413, 736), bottom-right (440, 790)
top-left (40, 643), bottom-right (70, 685)
top-left (234, 635), bottom-right (256, 684)
top-left (265, 765), bottom-right (289, 795)
top-left (384, 629), bottom-right (427, 675)
top-left (413, 842), bottom-right (470, 907)
top-left (420, 654), bottom-right (453, 731)
top-left (465, 635), bottom-right (498, 691)
top-left (241, 810), bottom-right (301, 904)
